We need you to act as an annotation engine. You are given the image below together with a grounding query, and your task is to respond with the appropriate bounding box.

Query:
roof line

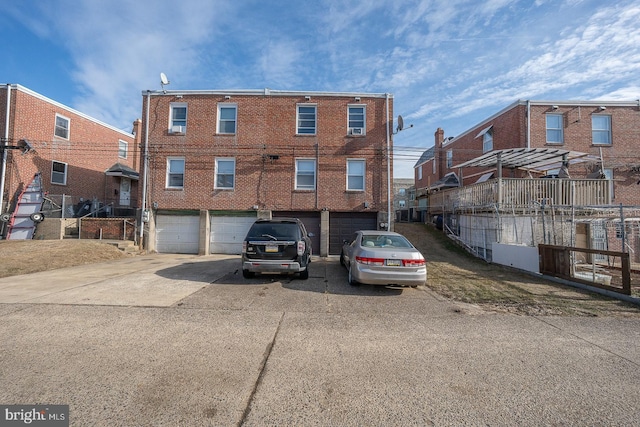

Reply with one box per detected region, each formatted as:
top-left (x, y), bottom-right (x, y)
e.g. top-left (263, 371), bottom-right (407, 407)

top-left (142, 88), bottom-right (392, 98)
top-left (2, 84), bottom-right (135, 137)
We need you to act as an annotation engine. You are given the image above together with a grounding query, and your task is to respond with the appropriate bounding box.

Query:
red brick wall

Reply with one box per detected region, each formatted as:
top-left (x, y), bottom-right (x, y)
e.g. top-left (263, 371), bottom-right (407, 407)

top-left (141, 93), bottom-right (392, 213)
top-left (528, 104), bottom-right (640, 204)
top-left (80, 218), bottom-right (136, 240)
top-left (419, 102), bottom-right (640, 205)
top-left (1, 85), bottom-right (138, 210)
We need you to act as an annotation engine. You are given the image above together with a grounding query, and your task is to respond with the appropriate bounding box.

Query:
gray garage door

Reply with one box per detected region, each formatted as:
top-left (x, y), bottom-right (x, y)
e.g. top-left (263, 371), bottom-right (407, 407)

top-left (329, 212), bottom-right (378, 255)
top-left (273, 211), bottom-right (321, 256)
top-left (156, 214), bottom-right (200, 254)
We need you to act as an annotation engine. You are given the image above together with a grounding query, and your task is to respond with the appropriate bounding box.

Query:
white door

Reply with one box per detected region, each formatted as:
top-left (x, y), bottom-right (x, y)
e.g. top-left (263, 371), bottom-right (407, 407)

top-left (119, 178), bottom-right (131, 206)
top-left (156, 215), bottom-right (200, 254)
top-left (210, 216), bottom-right (256, 254)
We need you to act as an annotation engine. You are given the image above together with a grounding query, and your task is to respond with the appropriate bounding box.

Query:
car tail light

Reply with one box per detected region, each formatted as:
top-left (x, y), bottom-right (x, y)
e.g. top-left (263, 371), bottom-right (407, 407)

top-left (355, 256), bottom-right (385, 266)
top-left (297, 240), bottom-right (306, 256)
top-left (402, 258), bottom-right (426, 267)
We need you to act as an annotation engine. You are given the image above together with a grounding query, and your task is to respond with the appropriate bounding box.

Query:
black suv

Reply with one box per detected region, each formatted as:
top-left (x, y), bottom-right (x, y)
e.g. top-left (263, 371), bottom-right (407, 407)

top-left (241, 218), bottom-right (313, 280)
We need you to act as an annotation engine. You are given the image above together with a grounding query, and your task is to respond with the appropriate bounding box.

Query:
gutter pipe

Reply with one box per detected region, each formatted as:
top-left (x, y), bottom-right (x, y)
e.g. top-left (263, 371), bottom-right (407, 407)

top-left (139, 91), bottom-right (150, 245)
top-left (386, 93), bottom-right (392, 231)
top-left (0, 84), bottom-right (11, 216)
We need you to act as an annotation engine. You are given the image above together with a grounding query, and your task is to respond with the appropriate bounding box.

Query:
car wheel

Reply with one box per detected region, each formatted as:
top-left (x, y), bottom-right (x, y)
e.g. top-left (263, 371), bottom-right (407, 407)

top-left (242, 269), bottom-right (255, 279)
top-left (339, 253), bottom-right (345, 267)
top-left (0, 213), bottom-right (11, 223)
top-left (30, 212), bottom-right (45, 223)
top-left (299, 268), bottom-right (309, 280)
top-left (348, 264), bottom-right (359, 286)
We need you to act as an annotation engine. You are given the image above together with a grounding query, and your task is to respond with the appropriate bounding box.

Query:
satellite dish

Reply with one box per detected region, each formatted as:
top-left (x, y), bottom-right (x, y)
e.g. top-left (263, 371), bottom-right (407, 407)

top-left (160, 73), bottom-right (169, 86)
top-left (397, 115), bottom-right (404, 132)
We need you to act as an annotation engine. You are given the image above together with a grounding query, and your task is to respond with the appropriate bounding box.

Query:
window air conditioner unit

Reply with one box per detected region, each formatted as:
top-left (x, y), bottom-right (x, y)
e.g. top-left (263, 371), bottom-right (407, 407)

top-left (348, 127), bottom-right (363, 135)
top-left (171, 125), bottom-right (185, 134)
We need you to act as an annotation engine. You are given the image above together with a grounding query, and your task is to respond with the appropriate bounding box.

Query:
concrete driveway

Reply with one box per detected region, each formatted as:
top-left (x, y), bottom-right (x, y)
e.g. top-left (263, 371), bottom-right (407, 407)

top-left (1, 254), bottom-right (639, 426)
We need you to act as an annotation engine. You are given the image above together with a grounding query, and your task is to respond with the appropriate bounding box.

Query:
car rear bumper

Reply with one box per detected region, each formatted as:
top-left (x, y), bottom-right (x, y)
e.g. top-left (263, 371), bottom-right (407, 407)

top-left (243, 260), bottom-right (305, 273)
top-left (353, 264), bottom-right (426, 286)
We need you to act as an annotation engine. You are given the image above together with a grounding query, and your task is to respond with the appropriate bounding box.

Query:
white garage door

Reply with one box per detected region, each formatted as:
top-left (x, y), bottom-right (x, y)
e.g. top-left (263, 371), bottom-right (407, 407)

top-left (210, 215), bottom-right (257, 254)
top-left (156, 215), bottom-right (200, 254)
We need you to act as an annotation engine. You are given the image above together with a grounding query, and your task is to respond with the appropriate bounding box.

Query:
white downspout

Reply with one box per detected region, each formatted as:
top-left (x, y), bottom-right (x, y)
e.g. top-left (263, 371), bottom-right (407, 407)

top-left (526, 100), bottom-right (531, 149)
top-left (0, 84), bottom-right (11, 216)
top-left (385, 93), bottom-right (392, 231)
top-left (139, 90), bottom-right (150, 245)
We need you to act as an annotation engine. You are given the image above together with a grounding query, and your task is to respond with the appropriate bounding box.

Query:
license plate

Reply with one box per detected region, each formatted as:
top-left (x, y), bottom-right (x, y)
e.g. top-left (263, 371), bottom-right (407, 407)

top-left (386, 259), bottom-right (401, 266)
top-left (265, 243), bottom-right (279, 252)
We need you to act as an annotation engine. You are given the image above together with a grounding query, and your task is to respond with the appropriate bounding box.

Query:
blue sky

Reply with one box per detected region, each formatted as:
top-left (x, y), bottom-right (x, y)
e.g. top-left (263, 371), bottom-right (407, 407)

top-left (2, 0), bottom-right (639, 178)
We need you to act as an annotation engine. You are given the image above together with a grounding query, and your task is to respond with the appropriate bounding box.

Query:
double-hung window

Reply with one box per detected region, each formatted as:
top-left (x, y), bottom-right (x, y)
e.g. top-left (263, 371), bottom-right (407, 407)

top-left (348, 105), bottom-right (365, 135)
top-left (170, 103), bottom-right (187, 133)
top-left (347, 159), bottom-right (365, 191)
top-left (118, 140), bottom-right (128, 159)
top-left (295, 159), bottom-right (316, 190)
top-left (54, 114), bottom-right (70, 139)
top-left (546, 114), bottom-right (564, 144)
top-left (51, 161), bottom-right (67, 185)
top-left (592, 115), bottom-right (611, 145)
top-left (297, 105), bottom-right (316, 135)
top-left (218, 104), bottom-right (237, 134)
top-left (446, 149), bottom-right (453, 168)
top-left (483, 129), bottom-right (493, 153)
top-left (215, 158), bottom-right (235, 189)
top-left (167, 157), bottom-right (185, 189)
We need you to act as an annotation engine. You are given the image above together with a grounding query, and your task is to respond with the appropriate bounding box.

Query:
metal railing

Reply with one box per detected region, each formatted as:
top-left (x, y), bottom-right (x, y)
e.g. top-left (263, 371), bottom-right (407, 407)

top-left (428, 178), bottom-right (611, 213)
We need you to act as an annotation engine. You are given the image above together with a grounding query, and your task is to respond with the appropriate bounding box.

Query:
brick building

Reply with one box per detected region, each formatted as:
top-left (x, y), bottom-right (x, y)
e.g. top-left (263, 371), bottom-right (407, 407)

top-left (0, 84), bottom-right (140, 237)
top-left (140, 89), bottom-right (395, 256)
top-left (415, 100), bottom-right (640, 207)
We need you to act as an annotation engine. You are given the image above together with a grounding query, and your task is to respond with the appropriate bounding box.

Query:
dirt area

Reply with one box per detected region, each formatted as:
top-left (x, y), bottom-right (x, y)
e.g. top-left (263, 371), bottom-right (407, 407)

top-left (394, 222), bottom-right (640, 317)
top-left (0, 239), bottom-right (126, 278)
top-left (1, 228), bottom-right (639, 317)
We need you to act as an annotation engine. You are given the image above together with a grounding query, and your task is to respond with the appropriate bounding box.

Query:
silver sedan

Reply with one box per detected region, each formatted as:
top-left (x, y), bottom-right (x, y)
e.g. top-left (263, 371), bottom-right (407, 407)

top-left (340, 230), bottom-right (427, 287)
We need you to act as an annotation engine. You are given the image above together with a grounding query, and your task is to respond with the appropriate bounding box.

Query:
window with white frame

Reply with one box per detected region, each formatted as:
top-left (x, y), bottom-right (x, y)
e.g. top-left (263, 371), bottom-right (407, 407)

top-left (297, 105), bottom-right (316, 135)
top-left (170, 103), bottom-right (187, 133)
top-left (546, 114), bottom-right (564, 144)
top-left (166, 157), bottom-right (185, 189)
top-left (217, 104), bottom-right (237, 134)
top-left (51, 161), bottom-right (67, 185)
top-left (118, 140), bottom-right (128, 158)
top-left (483, 129), bottom-right (493, 153)
top-left (418, 165), bottom-right (423, 180)
top-left (347, 159), bottom-right (365, 191)
top-left (399, 200), bottom-right (406, 208)
top-left (348, 105), bottom-right (365, 135)
top-left (295, 159), bottom-right (316, 190)
top-left (54, 114), bottom-right (70, 139)
top-left (592, 115), bottom-right (611, 145)
top-left (446, 149), bottom-right (453, 168)
top-left (432, 158), bottom-right (436, 175)
top-left (215, 158), bottom-right (235, 189)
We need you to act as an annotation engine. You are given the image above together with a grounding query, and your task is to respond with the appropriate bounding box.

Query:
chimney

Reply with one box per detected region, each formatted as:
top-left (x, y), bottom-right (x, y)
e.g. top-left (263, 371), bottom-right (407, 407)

top-left (435, 128), bottom-right (445, 180)
top-left (435, 127), bottom-right (445, 148)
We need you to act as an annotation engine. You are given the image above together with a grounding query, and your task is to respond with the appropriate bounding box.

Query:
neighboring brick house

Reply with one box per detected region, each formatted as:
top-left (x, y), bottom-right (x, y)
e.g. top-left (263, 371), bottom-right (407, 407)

top-left (415, 100), bottom-right (640, 206)
top-left (139, 89), bottom-right (395, 256)
top-left (0, 84), bottom-right (140, 236)
top-left (393, 178), bottom-right (413, 222)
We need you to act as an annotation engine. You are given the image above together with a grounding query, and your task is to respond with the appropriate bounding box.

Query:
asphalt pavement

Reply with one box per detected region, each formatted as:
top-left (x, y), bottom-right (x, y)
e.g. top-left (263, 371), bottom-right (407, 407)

top-left (0, 254), bottom-right (639, 426)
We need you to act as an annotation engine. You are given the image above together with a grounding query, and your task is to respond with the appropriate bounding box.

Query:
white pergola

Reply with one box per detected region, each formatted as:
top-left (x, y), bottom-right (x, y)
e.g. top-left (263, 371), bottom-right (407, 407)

top-left (454, 147), bottom-right (601, 177)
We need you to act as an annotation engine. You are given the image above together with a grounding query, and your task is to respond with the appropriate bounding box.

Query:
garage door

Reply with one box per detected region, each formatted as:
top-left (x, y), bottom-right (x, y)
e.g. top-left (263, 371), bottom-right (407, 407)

top-left (329, 212), bottom-right (378, 255)
top-left (156, 214), bottom-right (200, 254)
top-left (210, 215), bottom-right (257, 254)
top-left (273, 211), bottom-right (321, 256)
